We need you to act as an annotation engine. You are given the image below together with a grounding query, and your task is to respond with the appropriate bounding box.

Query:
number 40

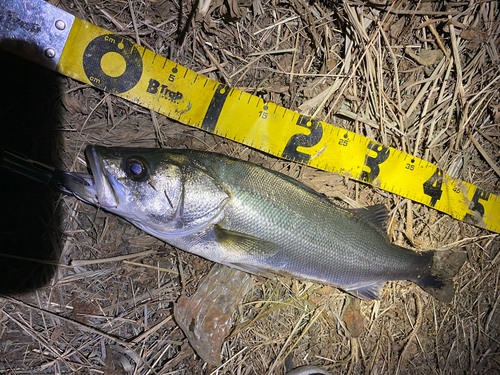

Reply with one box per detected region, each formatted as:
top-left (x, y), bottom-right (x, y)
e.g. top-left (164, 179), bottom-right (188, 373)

top-left (423, 168), bottom-right (443, 207)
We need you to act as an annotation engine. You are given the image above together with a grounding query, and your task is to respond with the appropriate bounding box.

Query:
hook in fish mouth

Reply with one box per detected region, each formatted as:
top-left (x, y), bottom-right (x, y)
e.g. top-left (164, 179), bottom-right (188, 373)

top-left (58, 145), bottom-right (121, 208)
top-left (54, 171), bottom-right (92, 188)
top-left (57, 170), bottom-right (98, 205)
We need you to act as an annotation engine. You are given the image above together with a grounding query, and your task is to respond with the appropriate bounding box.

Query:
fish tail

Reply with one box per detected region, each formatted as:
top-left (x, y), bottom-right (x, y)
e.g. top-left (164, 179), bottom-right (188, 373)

top-left (414, 249), bottom-right (467, 303)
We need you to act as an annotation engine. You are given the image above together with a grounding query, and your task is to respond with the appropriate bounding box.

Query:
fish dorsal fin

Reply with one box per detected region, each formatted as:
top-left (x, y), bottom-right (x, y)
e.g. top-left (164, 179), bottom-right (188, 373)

top-left (265, 168), bottom-right (328, 199)
top-left (211, 226), bottom-right (279, 258)
top-left (344, 281), bottom-right (386, 301)
top-left (349, 204), bottom-right (389, 231)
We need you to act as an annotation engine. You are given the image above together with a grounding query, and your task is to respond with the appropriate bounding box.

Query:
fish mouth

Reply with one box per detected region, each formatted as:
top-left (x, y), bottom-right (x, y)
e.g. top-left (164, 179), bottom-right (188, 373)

top-left (85, 145), bottom-right (121, 208)
top-left (61, 145), bottom-right (120, 208)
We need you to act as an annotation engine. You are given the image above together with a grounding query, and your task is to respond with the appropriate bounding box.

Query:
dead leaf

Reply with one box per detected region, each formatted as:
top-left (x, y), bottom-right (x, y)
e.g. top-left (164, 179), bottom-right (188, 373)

top-left (103, 343), bottom-right (126, 375)
top-left (489, 103), bottom-right (500, 123)
top-left (315, 286), bottom-right (334, 295)
top-left (341, 297), bottom-right (365, 338)
top-left (223, 0), bottom-right (243, 20)
top-left (390, 17), bottom-right (406, 39)
top-left (461, 28), bottom-right (488, 51)
top-left (61, 93), bottom-right (87, 115)
top-left (70, 293), bottom-right (99, 324)
top-left (405, 47), bottom-right (443, 66)
top-left (416, 18), bottom-right (447, 29)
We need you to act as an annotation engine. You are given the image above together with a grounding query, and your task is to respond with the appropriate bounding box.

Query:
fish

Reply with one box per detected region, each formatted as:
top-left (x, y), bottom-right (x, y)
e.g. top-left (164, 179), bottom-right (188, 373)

top-left (62, 145), bottom-right (466, 302)
top-left (286, 366), bottom-right (331, 375)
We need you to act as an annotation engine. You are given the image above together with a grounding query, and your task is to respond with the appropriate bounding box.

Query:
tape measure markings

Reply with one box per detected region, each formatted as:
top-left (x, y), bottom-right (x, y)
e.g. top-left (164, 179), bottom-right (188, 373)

top-left (52, 16), bottom-right (500, 233)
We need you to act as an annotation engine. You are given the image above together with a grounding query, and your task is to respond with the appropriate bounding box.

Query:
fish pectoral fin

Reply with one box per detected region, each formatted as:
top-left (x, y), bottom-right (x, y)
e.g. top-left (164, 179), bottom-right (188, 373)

top-left (224, 262), bottom-right (276, 278)
top-left (344, 281), bottom-right (386, 301)
top-left (211, 226), bottom-right (279, 258)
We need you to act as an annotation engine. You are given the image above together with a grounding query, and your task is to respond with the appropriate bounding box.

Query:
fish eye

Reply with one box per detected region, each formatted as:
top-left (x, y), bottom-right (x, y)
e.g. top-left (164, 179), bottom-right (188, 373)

top-left (125, 157), bottom-right (149, 181)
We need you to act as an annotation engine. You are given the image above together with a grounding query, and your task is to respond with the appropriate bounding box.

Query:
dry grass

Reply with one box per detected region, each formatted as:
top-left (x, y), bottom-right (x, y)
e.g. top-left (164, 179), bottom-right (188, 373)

top-left (1, 0), bottom-right (500, 374)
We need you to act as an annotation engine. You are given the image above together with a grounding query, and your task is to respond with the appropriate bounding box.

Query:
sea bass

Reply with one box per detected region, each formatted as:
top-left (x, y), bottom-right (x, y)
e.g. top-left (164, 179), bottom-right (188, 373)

top-left (63, 145), bottom-right (466, 302)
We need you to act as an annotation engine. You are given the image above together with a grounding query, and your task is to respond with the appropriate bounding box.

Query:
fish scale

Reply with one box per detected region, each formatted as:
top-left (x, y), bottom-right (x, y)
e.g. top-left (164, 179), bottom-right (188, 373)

top-left (61, 145), bottom-right (466, 302)
top-left (224, 175), bottom-right (428, 288)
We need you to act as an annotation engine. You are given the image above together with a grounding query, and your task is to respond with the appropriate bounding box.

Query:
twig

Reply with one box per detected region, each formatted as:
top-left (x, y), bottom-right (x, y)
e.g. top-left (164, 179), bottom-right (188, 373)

top-left (71, 249), bottom-right (159, 267)
top-left (396, 295), bottom-right (424, 375)
top-left (1, 295), bottom-right (134, 348)
top-left (469, 134), bottom-right (500, 178)
top-left (383, 9), bottom-right (460, 16)
top-left (123, 260), bottom-right (179, 275)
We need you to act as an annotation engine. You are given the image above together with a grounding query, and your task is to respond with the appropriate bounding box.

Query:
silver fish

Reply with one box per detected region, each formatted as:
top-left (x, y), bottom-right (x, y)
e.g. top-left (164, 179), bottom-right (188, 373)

top-left (63, 145), bottom-right (466, 302)
top-left (286, 366), bottom-right (331, 375)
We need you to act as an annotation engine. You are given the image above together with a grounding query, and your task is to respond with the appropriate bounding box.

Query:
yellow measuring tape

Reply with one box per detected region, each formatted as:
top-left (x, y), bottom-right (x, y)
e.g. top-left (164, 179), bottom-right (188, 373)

top-left (27, 16), bottom-right (500, 234)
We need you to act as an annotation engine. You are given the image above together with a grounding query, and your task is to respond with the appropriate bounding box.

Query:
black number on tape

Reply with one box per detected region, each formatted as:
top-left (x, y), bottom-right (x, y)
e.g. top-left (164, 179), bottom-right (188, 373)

top-left (463, 188), bottom-right (490, 225)
top-left (360, 141), bottom-right (390, 183)
top-left (282, 115), bottom-right (323, 164)
top-left (405, 159), bottom-right (415, 171)
top-left (83, 34), bottom-right (143, 94)
top-left (423, 168), bottom-right (443, 207)
top-left (201, 84), bottom-right (230, 132)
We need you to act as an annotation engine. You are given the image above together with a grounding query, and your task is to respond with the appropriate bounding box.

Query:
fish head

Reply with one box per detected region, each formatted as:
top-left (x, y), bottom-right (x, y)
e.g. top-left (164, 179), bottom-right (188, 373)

top-left (64, 145), bottom-right (230, 238)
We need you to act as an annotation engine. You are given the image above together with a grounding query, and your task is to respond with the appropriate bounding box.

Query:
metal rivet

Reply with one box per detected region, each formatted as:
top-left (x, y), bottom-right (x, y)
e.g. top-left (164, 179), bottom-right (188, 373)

top-left (45, 48), bottom-right (56, 58)
top-left (55, 20), bottom-right (66, 30)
